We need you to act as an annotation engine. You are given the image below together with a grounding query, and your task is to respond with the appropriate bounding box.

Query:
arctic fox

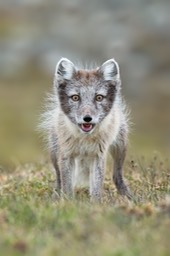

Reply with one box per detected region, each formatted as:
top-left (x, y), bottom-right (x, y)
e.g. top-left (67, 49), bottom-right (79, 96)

top-left (41, 58), bottom-right (132, 202)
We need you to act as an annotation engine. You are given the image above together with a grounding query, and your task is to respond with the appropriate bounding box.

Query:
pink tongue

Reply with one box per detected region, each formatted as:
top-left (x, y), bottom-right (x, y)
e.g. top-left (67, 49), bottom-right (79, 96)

top-left (81, 124), bottom-right (92, 132)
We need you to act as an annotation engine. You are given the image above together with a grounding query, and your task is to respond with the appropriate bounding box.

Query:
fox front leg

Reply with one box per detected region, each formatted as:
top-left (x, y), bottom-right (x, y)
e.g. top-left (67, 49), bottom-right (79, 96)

top-left (59, 157), bottom-right (74, 199)
top-left (90, 157), bottom-right (105, 203)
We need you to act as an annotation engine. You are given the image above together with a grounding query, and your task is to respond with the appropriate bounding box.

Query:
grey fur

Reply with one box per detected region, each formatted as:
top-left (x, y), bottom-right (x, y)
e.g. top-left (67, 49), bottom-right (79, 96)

top-left (40, 58), bottom-right (132, 203)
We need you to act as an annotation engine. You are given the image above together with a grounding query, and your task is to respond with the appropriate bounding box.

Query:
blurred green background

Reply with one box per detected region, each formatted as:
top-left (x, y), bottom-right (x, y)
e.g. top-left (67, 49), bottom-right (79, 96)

top-left (0, 0), bottom-right (170, 169)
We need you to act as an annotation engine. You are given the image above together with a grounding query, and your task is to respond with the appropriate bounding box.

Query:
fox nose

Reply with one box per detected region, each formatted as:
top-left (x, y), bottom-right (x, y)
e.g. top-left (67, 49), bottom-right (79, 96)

top-left (83, 115), bottom-right (92, 123)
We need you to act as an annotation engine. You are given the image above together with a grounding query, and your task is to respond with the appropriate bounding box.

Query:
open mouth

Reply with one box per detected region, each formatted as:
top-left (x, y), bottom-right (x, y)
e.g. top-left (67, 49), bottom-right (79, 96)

top-left (80, 123), bottom-right (95, 133)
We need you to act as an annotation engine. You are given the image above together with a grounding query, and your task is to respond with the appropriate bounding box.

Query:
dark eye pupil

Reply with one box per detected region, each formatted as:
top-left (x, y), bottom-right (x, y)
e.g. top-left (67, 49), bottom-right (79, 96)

top-left (72, 95), bottom-right (79, 101)
top-left (96, 95), bottom-right (103, 101)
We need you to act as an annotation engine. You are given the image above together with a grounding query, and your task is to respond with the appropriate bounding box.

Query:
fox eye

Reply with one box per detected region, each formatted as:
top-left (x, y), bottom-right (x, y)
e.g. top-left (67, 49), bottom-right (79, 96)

top-left (95, 95), bottom-right (104, 102)
top-left (71, 95), bottom-right (80, 101)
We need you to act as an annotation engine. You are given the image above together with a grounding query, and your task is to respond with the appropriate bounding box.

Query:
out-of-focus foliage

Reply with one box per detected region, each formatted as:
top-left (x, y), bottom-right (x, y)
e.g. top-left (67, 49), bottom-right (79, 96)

top-left (0, 0), bottom-right (170, 167)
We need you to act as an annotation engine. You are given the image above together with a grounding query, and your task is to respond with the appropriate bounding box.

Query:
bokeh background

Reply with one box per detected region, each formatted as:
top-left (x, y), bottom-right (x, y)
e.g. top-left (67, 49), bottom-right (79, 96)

top-left (0, 0), bottom-right (170, 169)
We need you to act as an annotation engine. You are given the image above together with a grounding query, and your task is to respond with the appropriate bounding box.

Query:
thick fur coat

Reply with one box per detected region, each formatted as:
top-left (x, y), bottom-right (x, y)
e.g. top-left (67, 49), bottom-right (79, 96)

top-left (40, 58), bottom-right (132, 202)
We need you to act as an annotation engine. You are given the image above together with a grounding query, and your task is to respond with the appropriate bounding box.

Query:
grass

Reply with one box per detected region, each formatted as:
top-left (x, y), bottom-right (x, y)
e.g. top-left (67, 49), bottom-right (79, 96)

top-left (0, 154), bottom-right (170, 256)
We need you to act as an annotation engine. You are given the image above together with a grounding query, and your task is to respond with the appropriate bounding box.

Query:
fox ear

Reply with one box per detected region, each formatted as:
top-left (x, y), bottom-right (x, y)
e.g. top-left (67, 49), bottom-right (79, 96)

top-left (55, 58), bottom-right (76, 80)
top-left (98, 59), bottom-right (120, 81)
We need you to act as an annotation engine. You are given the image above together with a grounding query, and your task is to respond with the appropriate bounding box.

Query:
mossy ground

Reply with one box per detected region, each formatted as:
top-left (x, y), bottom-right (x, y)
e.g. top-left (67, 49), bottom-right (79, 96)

top-left (0, 154), bottom-right (170, 256)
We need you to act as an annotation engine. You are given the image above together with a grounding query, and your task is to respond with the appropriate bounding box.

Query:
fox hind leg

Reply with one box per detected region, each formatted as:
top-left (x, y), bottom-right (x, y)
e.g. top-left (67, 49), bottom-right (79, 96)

top-left (50, 150), bottom-right (61, 195)
top-left (49, 132), bottom-right (61, 194)
top-left (110, 130), bottom-right (133, 200)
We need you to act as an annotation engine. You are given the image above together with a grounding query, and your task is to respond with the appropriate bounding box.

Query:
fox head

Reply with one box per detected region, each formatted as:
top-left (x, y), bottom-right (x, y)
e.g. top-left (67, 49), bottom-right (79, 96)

top-left (54, 58), bottom-right (121, 134)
